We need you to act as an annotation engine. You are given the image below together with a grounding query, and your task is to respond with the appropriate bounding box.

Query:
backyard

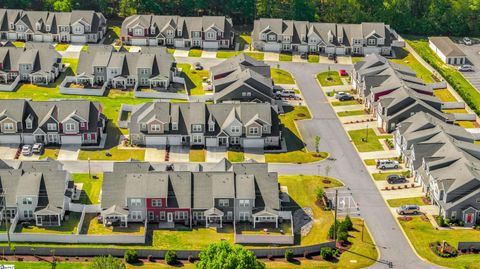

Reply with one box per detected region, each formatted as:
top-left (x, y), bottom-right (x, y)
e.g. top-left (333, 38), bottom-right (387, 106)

top-left (82, 214), bottom-right (144, 235)
top-left (177, 63), bottom-right (209, 95)
top-left (390, 48), bottom-right (436, 83)
top-left (434, 88), bottom-right (458, 102)
top-left (152, 225), bottom-right (234, 250)
top-left (348, 128), bottom-right (391, 152)
top-left (271, 68), bottom-right (295, 84)
top-left (15, 212), bottom-right (81, 234)
top-left (71, 173), bottom-right (103, 205)
top-left (317, 71), bottom-right (343, 87)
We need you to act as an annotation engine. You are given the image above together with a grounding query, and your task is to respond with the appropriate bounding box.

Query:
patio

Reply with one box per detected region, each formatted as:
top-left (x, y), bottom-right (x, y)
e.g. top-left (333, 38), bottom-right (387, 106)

top-left (235, 221), bottom-right (292, 236)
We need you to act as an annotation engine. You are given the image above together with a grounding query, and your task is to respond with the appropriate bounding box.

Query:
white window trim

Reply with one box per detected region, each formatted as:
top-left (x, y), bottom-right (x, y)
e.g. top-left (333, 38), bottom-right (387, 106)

top-left (47, 123), bottom-right (56, 131)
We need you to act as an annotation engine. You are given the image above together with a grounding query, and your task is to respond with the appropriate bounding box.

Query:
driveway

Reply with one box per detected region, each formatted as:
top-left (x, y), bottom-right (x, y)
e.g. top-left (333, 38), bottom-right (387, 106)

top-left (0, 145), bottom-right (19, 160)
top-left (173, 49), bottom-right (190, 57)
top-left (244, 148), bottom-right (265, 162)
top-left (145, 146), bottom-right (166, 162)
top-left (206, 146), bottom-right (227, 162)
top-left (458, 43), bottom-right (480, 92)
top-left (264, 52), bottom-right (279, 61)
top-left (57, 145), bottom-right (80, 161)
top-left (61, 44), bottom-right (83, 58)
top-left (169, 146), bottom-right (189, 162)
top-left (201, 50), bottom-right (217, 59)
top-left (129, 46), bottom-right (141, 52)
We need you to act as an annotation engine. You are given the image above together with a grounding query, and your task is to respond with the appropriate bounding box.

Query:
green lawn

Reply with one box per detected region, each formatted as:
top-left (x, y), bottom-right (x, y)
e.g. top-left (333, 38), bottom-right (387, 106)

top-left (307, 54), bottom-right (319, 63)
top-left (15, 212), bottom-right (81, 234)
top-left (351, 56), bottom-right (364, 64)
top-left (279, 53), bottom-right (292, 62)
top-left (337, 110), bottom-right (367, 117)
top-left (177, 63), bottom-right (209, 95)
top-left (317, 71), bottom-right (343, 87)
top-left (0, 262), bottom-right (89, 269)
top-left (434, 88), bottom-right (457, 102)
top-left (54, 43), bottom-right (70, 51)
top-left (167, 47), bottom-right (175, 54)
top-left (390, 47), bottom-right (435, 83)
top-left (13, 41), bottom-right (25, 47)
top-left (82, 213), bottom-right (144, 235)
top-left (216, 51), bottom-right (241, 58)
top-left (455, 121), bottom-right (476, 128)
top-left (271, 68), bottom-right (295, 84)
top-left (364, 157), bottom-right (400, 166)
top-left (371, 171), bottom-right (410, 181)
top-left (71, 173), bottom-right (103, 205)
top-left (189, 149), bottom-right (205, 162)
top-left (227, 150), bottom-right (244, 162)
top-left (406, 36), bottom-right (480, 117)
top-left (39, 147), bottom-right (60, 160)
top-left (265, 106), bottom-right (328, 163)
top-left (399, 217), bottom-right (480, 269)
top-left (188, 49), bottom-right (202, 57)
top-left (331, 100), bottom-right (359, 106)
top-left (348, 128), bottom-right (390, 152)
top-left (81, 45), bottom-right (88, 51)
top-left (152, 225), bottom-right (234, 250)
top-left (387, 197), bottom-right (427, 208)
top-left (245, 52), bottom-right (264, 60)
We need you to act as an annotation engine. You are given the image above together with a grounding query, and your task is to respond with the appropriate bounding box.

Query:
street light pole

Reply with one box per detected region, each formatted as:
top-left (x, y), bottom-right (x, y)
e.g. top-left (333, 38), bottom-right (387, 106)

top-left (365, 124), bottom-right (369, 142)
top-left (88, 157), bottom-right (91, 180)
top-left (333, 189), bottom-right (338, 244)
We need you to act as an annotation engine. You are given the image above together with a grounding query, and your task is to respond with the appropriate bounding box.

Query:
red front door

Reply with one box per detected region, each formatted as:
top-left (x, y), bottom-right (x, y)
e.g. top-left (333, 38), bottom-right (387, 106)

top-left (466, 213), bottom-right (473, 223)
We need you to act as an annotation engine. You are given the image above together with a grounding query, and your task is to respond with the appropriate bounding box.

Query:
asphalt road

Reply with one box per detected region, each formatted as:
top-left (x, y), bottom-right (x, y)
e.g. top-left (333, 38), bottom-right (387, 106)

top-left (458, 43), bottom-right (480, 92)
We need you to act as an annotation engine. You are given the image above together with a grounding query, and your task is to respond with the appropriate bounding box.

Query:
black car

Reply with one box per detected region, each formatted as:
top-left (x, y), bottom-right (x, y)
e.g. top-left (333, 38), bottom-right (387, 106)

top-left (387, 174), bottom-right (407, 184)
top-left (339, 95), bottom-right (355, 101)
top-left (300, 53), bottom-right (308, 59)
top-left (328, 54), bottom-right (336, 60)
top-left (194, 62), bottom-right (203, 70)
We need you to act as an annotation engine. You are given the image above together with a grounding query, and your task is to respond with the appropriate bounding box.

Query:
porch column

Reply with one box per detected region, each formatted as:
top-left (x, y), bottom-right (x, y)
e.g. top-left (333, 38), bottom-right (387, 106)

top-left (57, 214), bottom-right (60, 226)
top-left (275, 216), bottom-right (278, 228)
top-left (220, 217), bottom-right (222, 228)
top-left (206, 216), bottom-right (209, 228)
top-left (124, 216), bottom-right (128, 228)
top-left (35, 216), bottom-right (39, 226)
top-left (253, 217), bottom-right (256, 229)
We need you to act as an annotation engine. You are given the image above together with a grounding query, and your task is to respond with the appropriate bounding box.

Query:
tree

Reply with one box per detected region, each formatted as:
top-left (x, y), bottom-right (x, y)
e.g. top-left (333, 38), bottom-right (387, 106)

top-left (320, 247), bottom-right (335, 260)
top-left (91, 255), bottom-right (126, 269)
top-left (343, 215), bottom-right (353, 231)
top-left (197, 241), bottom-right (265, 269)
top-left (10, 245), bottom-right (15, 259)
top-left (123, 249), bottom-right (138, 264)
top-left (165, 250), bottom-right (177, 265)
top-left (314, 135), bottom-right (321, 153)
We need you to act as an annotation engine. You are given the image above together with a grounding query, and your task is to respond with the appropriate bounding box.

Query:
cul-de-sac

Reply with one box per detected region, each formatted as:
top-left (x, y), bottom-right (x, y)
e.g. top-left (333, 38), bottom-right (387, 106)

top-left (0, 2), bottom-right (479, 268)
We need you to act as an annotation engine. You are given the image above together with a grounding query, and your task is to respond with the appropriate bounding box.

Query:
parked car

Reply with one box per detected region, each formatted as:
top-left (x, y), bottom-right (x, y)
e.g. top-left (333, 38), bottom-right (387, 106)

top-left (21, 145), bottom-right (32, 156)
top-left (376, 159), bottom-right (399, 169)
top-left (396, 205), bottom-right (420, 215)
top-left (300, 53), bottom-right (308, 60)
top-left (458, 65), bottom-right (474, 72)
top-left (338, 94), bottom-right (355, 101)
top-left (327, 54), bottom-right (336, 60)
top-left (194, 62), bottom-right (203, 70)
top-left (387, 174), bottom-right (407, 184)
top-left (277, 89), bottom-right (296, 98)
top-left (334, 92), bottom-right (348, 99)
top-left (463, 37), bottom-right (472, 45)
top-left (32, 143), bottom-right (44, 154)
top-left (339, 69), bottom-right (348, 76)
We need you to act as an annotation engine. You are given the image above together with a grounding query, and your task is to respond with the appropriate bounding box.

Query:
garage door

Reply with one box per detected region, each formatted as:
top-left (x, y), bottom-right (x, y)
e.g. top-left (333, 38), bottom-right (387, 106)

top-left (174, 40), bottom-right (185, 48)
top-left (61, 135), bottom-right (82, 144)
top-left (71, 35), bottom-right (87, 43)
top-left (203, 41), bottom-right (219, 49)
top-left (0, 135), bottom-right (21, 144)
top-left (264, 43), bottom-right (281, 52)
top-left (243, 138), bottom-right (264, 148)
top-left (206, 138), bottom-right (218, 147)
top-left (33, 35), bottom-right (43, 42)
top-left (167, 136), bottom-right (182, 145)
top-left (146, 136), bottom-right (167, 146)
top-left (22, 135), bottom-right (34, 144)
top-left (132, 38), bottom-right (147, 46)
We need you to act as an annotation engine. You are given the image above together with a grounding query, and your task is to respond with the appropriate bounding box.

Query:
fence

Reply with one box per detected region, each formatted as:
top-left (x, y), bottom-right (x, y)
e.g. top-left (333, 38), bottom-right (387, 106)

top-left (134, 76), bottom-right (188, 100)
top-left (68, 202), bottom-right (101, 213)
top-left (234, 211), bottom-right (295, 245)
top-left (442, 102), bottom-right (465, 109)
top-left (453, 113), bottom-right (476, 121)
top-left (458, 242), bottom-right (480, 251)
top-left (118, 104), bottom-right (134, 128)
top-left (59, 76), bottom-right (108, 96)
top-left (0, 76), bottom-right (20, 92)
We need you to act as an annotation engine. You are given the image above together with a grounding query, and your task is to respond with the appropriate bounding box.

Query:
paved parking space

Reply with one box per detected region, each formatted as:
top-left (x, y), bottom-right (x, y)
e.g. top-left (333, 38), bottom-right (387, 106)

top-left (244, 148), bottom-right (265, 162)
top-left (169, 146), bottom-right (189, 162)
top-left (201, 50), bottom-right (217, 58)
top-left (458, 43), bottom-right (480, 91)
top-left (206, 146), bottom-right (227, 162)
top-left (0, 145), bottom-right (19, 160)
top-left (57, 145), bottom-right (80, 161)
top-left (129, 46), bottom-right (141, 52)
top-left (145, 146), bottom-right (166, 162)
top-left (292, 54), bottom-right (307, 63)
top-left (319, 55), bottom-right (335, 64)
top-left (264, 52), bottom-right (279, 61)
top-left (173, 49), bottom-right (189, 57)
top-left (336, 56), bottom-right (352, 65)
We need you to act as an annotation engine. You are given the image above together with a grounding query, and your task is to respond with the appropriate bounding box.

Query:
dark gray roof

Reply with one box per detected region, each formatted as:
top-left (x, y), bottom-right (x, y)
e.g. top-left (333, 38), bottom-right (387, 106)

top-left (429, 37), bottom-right (466, 57)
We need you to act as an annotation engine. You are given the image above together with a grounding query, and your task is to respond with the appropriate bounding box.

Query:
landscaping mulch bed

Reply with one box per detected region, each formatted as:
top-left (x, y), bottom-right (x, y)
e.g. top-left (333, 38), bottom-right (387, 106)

top-left (430, 241), bottom-right (458, 258)
top-left (421, 197), bottom-right (432, 205)
top-left (398, 216), bottom-right (413, 221)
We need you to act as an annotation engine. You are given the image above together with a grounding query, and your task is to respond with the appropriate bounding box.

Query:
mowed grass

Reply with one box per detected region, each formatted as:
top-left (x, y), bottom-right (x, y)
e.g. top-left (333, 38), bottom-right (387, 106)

top-left (15, 212), bottom-right (81, 234)
top-left (387, 197), bottom-right (427, 207)
top-left (177, 63), bottom-right (209, 95)
top-left (0, 262), bottom-right (90, 269)
top-left (271, 68), bottom-right (295, 84)
top-left (399, 217), bottom-right (480, 269)
top-left (434, 88), bottom-right (457, 102)
top-left (216, 51), bottom-right (241, 58)
top-left (54, 43), bottom-right (70, 51)
top-left (227, 150), bottom-right (244, 162)
top-left (348, 128), bottom-right (390, 152)
top-left (308, 54), bottom-right (319, 63)
top-left (188, 49), bottom-right (202, 57)
top-left (317, 71), bottom-right (343, 87)
top-left (245, 52), bottom-right (264, 60)
top-left (455, 121), bottom-right (476, 128)
top-left (152, 225), bottom-right (234, 250)
top-left (351, 56), bottom-right (364, 64)
top-left (390, 47), bottom-right (436, 83)
top-left (279, 53), bottom-right (292, 61)
top-left (371, 171), bottom-right (410, 181)
top-left (331, 100), bottom-right (359, 106)
top-left (444, 108), bottom-right (468, 113)
top-left (189, 149), bottom-right (206, 162)
top-left (337, 110), bottom-right (367, 117)
top-left (71, 173), bottom-right (103, 205)
top-left (39, 147), bottom-right (60, 160)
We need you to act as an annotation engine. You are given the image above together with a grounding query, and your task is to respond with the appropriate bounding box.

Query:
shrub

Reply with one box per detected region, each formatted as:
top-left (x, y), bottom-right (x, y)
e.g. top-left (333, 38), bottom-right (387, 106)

top-left (165, 250), bottom-right (177, 265)
top-left (188, 255), bottom-right (194, 263)
top-left (284, 249), bottom-right (294, 261)
top-left (436, 216), bottom-right (448, 227)
top-left (343, 215), bottom-right (353, 231)
top-left (315, 187), bottom-right (324, 201)
top-left (337, 231), bottom-right (349, 243)
top-left (320, 247), bottom-right (335, 260)
top-left (124, 249), bottom-right (138, 264)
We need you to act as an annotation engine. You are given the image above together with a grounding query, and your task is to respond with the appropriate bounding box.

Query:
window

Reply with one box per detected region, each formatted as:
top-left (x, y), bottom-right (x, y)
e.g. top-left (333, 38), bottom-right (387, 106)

top-left (175, 211), bottom-right (187, 220)
top-left (172, 123), bottom-right (178, 130)
top-left (219, 199), bottom-right (229, 207)
top-left (249, 127), bottom-right (259, 135)
top-left (134, 28), bottom-right (143, 36)
top-left (148, 211), bottom-right (154, 220)
top-left (227, 211), bottom-right (233, 220)
top-left (239, 212), bottom-right (250, 221)
top-left (192, 125), bottom-right (202, 132)
top-left (451, 211), bottom-right (457, 219)
top-left (242, 92), bottom-right (251, 97)
top-left (130, 198), bottom-right (141, 206)
top-left (47, 123), bottom-right (56, 131)
top-left (65, 123), bottom-right (75, 132)
top-left (3, 123), bottom-right (14, 131)
top-left (152, 199), bottom-right (162, 207)
top-left (46, 25), bottom-right (50, 31)
top-left (231, 126), bottom-right (241, 133)
top-left (150, 27), bottom-right (155, 35)
top-left (26, 121), bottom-right (32, 129)
top-left (22, 197), bottom-right (33, 205)
top-left (263, 126), bottom-right (269, 132)
top-left (239, 200), bottom-right (250, 207)
top-left (160, 211), bottom-right (166, 220)
top-left (141, 123), bottom-right (147, 130)
top-left (192, 135), bottom-right (202, 144)
top-left (230, 137), bottom-right (239, 144)
top-left (193, 211), bottom-right (204, 220)
top-left (127, 78), bottom-right (135, 84)
top-left (140, 78), bottom-right (148, 84)
top-left (130, 211), bottom-right (142, 220)
top-left (141, 69), bottom-right (148, 75)
top-left (167, 30), bottom-right (174, 36)
top-left (80, 122), bottom-right (85, 128)
top-left (268, 34), bottom-right (276, 41)
top-left (206, 31), bottom-right (216, 39)
top-left (353, 39), bottom-right (362, 45)
top-left (23, 210), bottom-right (33, 218)
top-left (208, 123), bottom-right (215, 132)
top-left (151, 124), bottom-right (161, 131)
top-left (368, 39), bottom-right (376, 45)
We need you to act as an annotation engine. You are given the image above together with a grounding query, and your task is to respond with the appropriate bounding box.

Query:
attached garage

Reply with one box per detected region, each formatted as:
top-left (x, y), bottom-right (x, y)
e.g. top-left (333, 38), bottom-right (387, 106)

top-left (22, 135), bottom-right (34, 144)
top-left (206, 137), bottom-right (218, 147)
top-left (146, 136), bottom-right (167, 146)
top-left (174, 40), bottom-right (185, 48)
top-left (335, 47), bottom-right (346, 55)
top-left (167, 136), bottom-right (182, 145)
top-left (243, 138), bottom-right (265, 148)
top-left (71, 35), bottom-right (87, 43)
top-left (33, 35), bottom-right (43, 42)
top-left (131, 38), bottom-right (147, 46)
top-left (263, 43), bottom-right (281, 52)
top-left (148, 38), bottom-right (158, 46)
top-left (0, 135), bottom-right (21, 144)
top-left (203, 41), bottom-right (219, 49)
top-left (61, 135), bottom-right (82, 145)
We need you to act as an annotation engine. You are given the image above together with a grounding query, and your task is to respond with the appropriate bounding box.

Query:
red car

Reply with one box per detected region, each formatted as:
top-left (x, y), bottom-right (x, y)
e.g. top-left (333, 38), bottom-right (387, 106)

top-left (339, 69), bottom-right (348, 76)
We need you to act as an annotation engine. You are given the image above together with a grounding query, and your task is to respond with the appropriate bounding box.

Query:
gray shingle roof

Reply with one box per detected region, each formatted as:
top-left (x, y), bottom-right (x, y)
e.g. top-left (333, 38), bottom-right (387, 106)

top-left (429, 37), bottom-right (466, 57)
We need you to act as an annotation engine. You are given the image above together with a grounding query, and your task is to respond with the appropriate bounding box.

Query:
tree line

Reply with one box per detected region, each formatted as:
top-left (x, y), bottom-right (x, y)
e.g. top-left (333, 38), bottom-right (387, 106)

top-left (2, 0), bottom-right (479, 36)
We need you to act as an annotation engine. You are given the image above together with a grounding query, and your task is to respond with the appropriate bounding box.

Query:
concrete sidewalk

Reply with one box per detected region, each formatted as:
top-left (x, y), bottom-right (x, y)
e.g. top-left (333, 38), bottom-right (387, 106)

top-left (359, 150), bottom-right (399, 160)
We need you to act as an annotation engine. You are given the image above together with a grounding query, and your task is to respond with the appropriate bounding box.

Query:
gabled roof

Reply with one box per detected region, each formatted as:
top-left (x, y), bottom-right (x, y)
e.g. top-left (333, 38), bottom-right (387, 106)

top-left (429, 37), bottom-right (466, 57)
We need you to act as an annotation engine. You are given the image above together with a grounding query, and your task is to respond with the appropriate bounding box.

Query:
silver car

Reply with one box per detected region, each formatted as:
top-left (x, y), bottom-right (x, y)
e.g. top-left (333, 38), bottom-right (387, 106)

top-left (396, 205), bottom-right (420, 215)
top-left (21, 145), bottom-right (32, 156)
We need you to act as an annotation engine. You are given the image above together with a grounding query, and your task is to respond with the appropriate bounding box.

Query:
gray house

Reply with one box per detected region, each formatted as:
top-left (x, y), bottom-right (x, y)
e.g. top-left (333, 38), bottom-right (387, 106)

top-left (252, 19), bottom-right (402, 55)
top-left (125, 102), bottom-right (281, 149)
top-left (121, 15), bottom-right (233, 49)
top-left (0, 9), bottom-right (107, 43)
top-left (210, 53), bottom-right (274, 103)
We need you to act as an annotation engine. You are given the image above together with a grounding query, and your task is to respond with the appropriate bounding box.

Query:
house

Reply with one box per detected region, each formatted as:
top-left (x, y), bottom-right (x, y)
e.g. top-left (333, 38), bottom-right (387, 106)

top-left (121, 15), bottom-right (233, 49)
top-left (100, 161), bottom-right (284, 230)
top-left (252, 19), bottom-right (400, 55)
top-left (0, 42), bottom-right (62, 86)
top-left (209, 53), bottom-right (274, 103)
top-left (0, 9), bottom-right (107, 43)
top-left (0, 160), bottom-right (74, 227)
top-left (66, 45), bottom-right (176, 91)
top-left (374, 86), bottom-right (452, 132)
top-left (126, 102), bottom-right (281, 149)
top-left (429, 37), bottom-right (466, 65)
top-left (0, 99), bottom-right (106, 145)
top-left (353, 54), bottom-right (435, 110)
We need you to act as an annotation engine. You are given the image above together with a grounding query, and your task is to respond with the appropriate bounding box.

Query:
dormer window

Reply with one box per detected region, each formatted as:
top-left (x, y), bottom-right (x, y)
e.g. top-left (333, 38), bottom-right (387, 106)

top-left (151, 124), bottom-right (161, 131)
top-left (10, 23), bottom-right (14, 30)
top-left (26, 120), bottom-right (32, 129)
top-left (47, 123), bottom-right (56, 131)
top-left (368, 39), bottom-right (376, 45)
top-left (167, 30), bottom-right (174, 36)
top-left (36, 23), bottom-right (41, 31)
top-left (338, 37), bottom-right (343, 43)
top-left (150, 26), bottom-right (155, 35)
top-left (46, 25), bottom-right (50, 31)
top-left (192, 124), bottom-right (202, 132)
top-left (178, 30), bottom-right (182, 36)
top-left (172, 122), bottom-right (178, 130)
top-left (208, 123), bottom-right (215, 132)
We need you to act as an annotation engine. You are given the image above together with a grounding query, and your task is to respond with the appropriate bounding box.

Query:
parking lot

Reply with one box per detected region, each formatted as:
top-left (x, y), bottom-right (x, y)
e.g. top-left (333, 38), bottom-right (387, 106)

top-left (458, 42), bottom-right (480, 92)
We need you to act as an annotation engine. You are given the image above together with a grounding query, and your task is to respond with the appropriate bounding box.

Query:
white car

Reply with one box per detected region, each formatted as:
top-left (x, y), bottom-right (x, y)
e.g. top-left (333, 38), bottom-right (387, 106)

top-left (21, 145), bottom-right (32, 156)
top-left (32, 143), bottom-right (44, 154)
top-left (376, 159), bottom-right (399, 170)
top-left (463, 37), bottom-right (472, 45)
top-left (458, 65), bottom-right (474, 72)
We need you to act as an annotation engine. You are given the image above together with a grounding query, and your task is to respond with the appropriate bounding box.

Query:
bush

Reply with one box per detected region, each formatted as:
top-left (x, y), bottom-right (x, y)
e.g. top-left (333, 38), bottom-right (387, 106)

top-left (165, 250), bottom-right (177, 265)
top-left (436, 216), bottom-right (448, 227)
top-left (320, 247), bottom-right (335, 260)
top-left (337, 231), bottom-right (349, 243)
top-left (284, 249), bottom-right (294, 261)
top-left (315, 187), bottom-right (324, 201)
top-left (124, 249), bottom-right (138, 264)
top-left (188, 255), bottom-right (194, 263)
top-left (343, 215), bottom-right (353, 231)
